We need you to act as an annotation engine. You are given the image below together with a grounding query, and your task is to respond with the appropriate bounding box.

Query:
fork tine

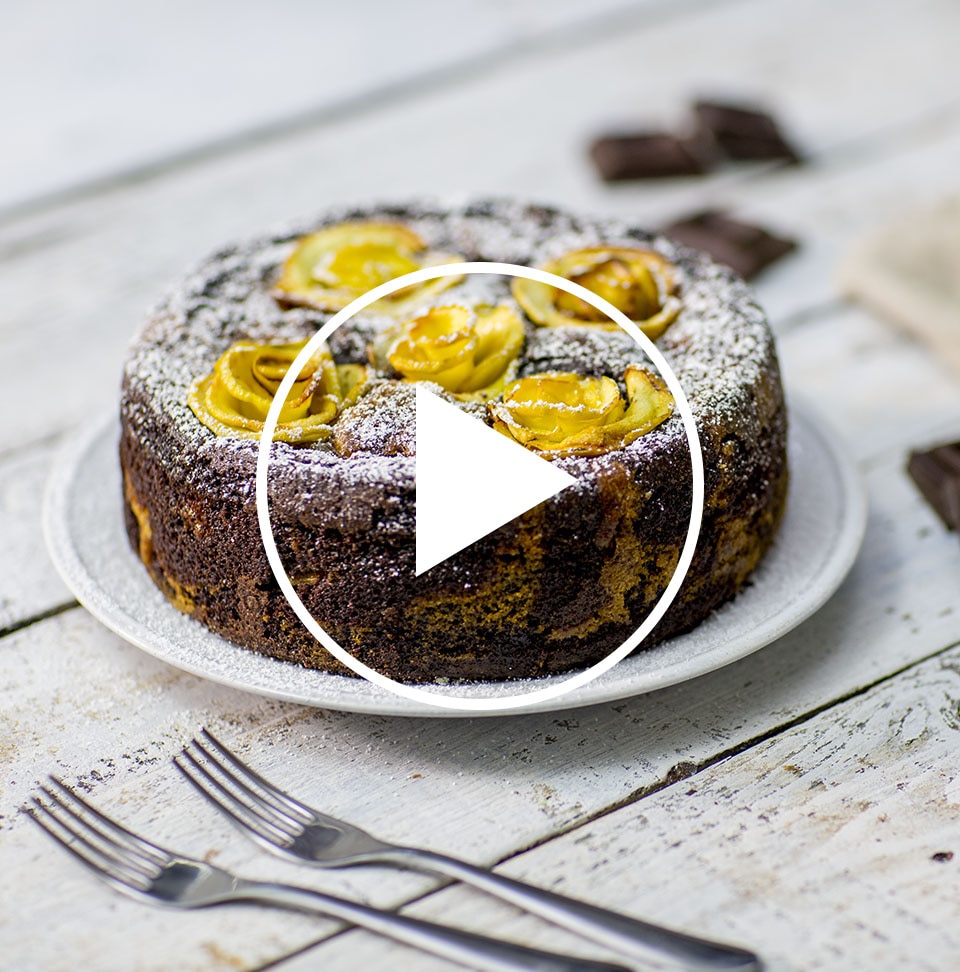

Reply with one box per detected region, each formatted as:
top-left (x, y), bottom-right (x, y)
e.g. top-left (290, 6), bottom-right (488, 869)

top-left (37, 786), bottom-right (161, 880)
top-left (46, 777), bottom-right (169, 866)
top-left (174, 750), bottom-right (297, 845)
top-left (29, 798), bottom-right (153, 891)
top-left (200, 729), bottom-right (314, 823)
top-left (185, 737), bottom-right (305, 834)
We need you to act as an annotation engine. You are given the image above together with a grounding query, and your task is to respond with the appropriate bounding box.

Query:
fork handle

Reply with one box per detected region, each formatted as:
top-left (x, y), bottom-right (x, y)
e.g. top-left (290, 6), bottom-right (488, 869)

top-left (383, 848), bottom-right (760, 972)
top-left (235, 879), bottom-right (628, 972)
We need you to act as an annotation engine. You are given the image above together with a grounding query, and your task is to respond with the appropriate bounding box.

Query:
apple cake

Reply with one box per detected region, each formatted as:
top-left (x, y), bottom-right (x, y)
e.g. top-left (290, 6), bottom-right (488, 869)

top-left (119, 199), bottom-right (788, 682)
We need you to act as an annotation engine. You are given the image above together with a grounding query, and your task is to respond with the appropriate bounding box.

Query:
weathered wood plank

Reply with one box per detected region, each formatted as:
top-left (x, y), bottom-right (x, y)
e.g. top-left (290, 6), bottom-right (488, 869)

top-left (316, 643), bottom-right (960, 971)
top-left (0, 440), bottom-right (73, 632)
top-left (0, 0), bottom-right (647, 213)
top-left (777, 306), bottom-right (960, 462)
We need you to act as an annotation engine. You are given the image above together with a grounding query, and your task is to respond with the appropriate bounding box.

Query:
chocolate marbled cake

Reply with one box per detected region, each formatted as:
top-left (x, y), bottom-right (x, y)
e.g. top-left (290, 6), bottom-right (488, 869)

top-left (119, 199), bottom-right (788, 682)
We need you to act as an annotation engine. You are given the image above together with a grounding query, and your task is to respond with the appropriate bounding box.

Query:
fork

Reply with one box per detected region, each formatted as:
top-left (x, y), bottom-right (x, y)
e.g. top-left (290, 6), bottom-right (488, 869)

top-left (175, 730), bottom-right (760, 972)
top-left (27, 777), bottom-right (630, 972)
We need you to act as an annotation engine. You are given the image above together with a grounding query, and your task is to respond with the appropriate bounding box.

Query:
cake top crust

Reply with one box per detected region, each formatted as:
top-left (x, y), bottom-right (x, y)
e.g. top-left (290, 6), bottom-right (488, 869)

top-left (121, 198), bottom-right (779, 535)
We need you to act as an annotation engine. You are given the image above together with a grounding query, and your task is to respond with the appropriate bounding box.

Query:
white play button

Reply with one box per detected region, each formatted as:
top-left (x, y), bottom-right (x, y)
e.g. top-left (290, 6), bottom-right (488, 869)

top-left (415, 385), bottom-right (578, 576)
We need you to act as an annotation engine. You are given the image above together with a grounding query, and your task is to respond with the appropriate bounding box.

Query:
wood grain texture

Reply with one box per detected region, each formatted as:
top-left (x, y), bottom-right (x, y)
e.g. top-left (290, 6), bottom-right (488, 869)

top-left (300, 643), bottom-right (960, 971)
top-left (778, 306), bottom-right (960, 462)
top-left (0, 0), bottom-right (647, 213)
top-left (0, 441), bottom-right (73, 634)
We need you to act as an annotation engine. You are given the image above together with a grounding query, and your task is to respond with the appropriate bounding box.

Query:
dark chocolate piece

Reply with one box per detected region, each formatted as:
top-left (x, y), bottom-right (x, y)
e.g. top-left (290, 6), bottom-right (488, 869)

top-left (661, 210), bottom-right (797, 280)
top-left (907, 443), bottom-right (960, 531)
top-left (590, 133), bottom-right (709, 181)
top-left (693, 100), bottom-right (802, 163)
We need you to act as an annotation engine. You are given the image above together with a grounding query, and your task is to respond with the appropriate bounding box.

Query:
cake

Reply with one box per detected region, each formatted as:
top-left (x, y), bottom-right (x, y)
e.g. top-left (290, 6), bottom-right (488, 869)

top-left (119, 199), bottom-right (788, 683)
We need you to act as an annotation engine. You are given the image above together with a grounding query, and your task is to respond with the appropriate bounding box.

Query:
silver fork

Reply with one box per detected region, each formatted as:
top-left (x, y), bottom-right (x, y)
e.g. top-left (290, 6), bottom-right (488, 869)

top-left (27, 777), bottom-right (630, 972)
top-left (175, 730), bottom-right (760, 972)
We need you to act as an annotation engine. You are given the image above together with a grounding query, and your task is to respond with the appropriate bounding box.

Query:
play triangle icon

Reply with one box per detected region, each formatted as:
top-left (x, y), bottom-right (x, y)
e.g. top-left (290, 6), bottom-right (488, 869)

top-left (415, 385), bottom-right (577, 576)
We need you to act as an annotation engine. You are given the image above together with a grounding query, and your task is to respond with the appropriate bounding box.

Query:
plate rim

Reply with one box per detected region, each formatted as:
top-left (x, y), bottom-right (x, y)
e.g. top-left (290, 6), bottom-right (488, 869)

top-left (43, 398), bottom-right (866, 718)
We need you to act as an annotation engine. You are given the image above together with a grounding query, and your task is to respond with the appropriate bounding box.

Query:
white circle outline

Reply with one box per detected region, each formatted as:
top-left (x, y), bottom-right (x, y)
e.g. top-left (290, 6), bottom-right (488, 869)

top-left (256, 262), bottom-right (703, 711)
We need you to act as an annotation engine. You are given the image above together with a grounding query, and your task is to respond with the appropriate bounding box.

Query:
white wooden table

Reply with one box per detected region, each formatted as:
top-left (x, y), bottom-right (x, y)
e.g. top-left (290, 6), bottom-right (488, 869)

top-left (3, 1), bottom-right (960, 969)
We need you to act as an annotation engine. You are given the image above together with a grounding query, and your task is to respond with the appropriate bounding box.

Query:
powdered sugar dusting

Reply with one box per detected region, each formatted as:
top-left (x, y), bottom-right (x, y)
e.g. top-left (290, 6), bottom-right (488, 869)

top-left (121, 198), bottom-right (779, 531)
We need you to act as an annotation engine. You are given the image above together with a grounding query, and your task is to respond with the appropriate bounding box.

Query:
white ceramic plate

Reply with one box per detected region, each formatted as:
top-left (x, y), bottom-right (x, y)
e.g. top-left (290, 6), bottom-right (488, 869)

top-left (44, 401), bottom-right (865, 717)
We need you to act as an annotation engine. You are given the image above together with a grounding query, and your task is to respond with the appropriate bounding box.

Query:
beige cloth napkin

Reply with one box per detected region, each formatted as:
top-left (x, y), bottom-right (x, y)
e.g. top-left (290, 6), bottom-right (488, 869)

top-left (840, 196), bottom-right (960, 376)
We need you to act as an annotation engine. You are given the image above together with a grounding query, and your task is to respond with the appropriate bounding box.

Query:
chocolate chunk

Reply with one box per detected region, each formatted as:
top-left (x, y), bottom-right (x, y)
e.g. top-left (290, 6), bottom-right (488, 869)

top-left (661, 210), bottom-right (797, 280)
top-left (590, 133), bottom-right (709, 181)
top-left (693, 100), bottom-right (802, 163)
top-left (907, 443), bottom-right (960, 531)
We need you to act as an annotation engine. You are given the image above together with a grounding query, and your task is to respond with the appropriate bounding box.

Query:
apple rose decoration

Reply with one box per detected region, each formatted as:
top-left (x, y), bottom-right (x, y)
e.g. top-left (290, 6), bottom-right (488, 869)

top-left (274, 222), bottom-right (463, 314)
top-left (188, 341), bottom-right (368, 443)
top-left (376, 304), bottom-right (525, 401)
top-left (489, 367), bottom-right (673, 457)
top-left (512, 246), bottom-right (681, 339)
